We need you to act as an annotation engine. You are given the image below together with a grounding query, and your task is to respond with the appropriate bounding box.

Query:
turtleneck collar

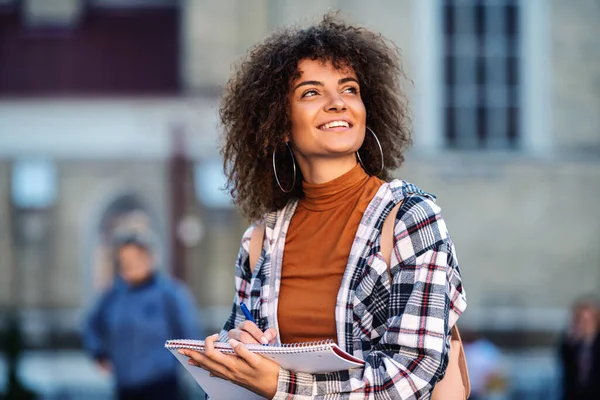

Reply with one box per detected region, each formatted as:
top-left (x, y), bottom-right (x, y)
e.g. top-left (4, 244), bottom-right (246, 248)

top-left (301, 163), bottom-right (370, 211)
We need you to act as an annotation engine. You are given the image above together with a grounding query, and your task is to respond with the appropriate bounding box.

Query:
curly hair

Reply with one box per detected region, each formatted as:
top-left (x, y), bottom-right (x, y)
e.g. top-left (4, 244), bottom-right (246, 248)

top-left (220, 13), bottom-right (412, 220)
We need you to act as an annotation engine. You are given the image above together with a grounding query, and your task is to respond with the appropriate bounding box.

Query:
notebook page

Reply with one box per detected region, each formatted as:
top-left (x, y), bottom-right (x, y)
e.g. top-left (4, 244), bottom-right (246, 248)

top-left (166, 339), bottom-right (364, 397)
top-left (170, 349), bottom-right (263, 400)
top-left (166, 339), bottom-right (364, 372)
top-left (258, 346), bottom-right (363, 372)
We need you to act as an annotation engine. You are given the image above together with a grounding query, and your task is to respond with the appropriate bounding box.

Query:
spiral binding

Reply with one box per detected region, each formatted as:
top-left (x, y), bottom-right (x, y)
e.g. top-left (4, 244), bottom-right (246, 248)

top-left (165, 338), bottom-right (336, 355)
top-left (279, 339), bottom-right (333, 349)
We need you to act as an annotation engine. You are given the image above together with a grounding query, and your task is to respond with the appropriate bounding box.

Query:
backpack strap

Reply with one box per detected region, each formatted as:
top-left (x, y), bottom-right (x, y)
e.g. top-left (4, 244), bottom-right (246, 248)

top-left (249, 222), bottom-right (266, 273)
top-left (450, 324), bottom-right (471, 397)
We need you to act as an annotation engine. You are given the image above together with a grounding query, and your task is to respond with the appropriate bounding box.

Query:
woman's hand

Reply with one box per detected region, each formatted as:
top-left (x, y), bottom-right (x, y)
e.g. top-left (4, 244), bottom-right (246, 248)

top-left (229, 320), bottom-right (278, 345)
top-left (95, 359), bottom-right (111, 375)
top-left (179, 334), bottom-right (279, 399)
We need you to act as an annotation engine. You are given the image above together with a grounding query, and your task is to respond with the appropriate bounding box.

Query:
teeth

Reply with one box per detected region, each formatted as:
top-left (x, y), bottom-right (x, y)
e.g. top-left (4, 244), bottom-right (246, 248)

top-left (322, 121), bottom-right (350, 129)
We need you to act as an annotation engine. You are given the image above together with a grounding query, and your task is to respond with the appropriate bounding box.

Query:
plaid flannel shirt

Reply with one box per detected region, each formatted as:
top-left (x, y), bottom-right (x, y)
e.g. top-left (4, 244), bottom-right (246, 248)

top-left (219, 180), bottom-right (467, 399)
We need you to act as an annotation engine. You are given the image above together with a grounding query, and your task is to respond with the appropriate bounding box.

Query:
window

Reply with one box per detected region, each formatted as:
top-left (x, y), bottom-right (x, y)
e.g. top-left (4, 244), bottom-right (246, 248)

top-left (0, 2), bottom-right (180, 96)
top-left (12, 160), bottom-right (57, 209)
top-left (442, 0), bottom-right (521, 150)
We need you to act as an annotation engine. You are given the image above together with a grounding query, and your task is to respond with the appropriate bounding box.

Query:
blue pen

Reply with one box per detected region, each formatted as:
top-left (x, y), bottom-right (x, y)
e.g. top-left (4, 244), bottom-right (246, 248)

top-left (239, 302), bottom-right (256, 323)
top-left (239, 302), bottom-right (269, 346)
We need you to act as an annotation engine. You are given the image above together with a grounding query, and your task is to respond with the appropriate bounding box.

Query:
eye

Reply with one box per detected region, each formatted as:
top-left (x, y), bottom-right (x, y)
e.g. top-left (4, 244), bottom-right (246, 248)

top-left (343, 86), bottom-right (358, 94)
top-left (301, 89), bottom-right (319, 98)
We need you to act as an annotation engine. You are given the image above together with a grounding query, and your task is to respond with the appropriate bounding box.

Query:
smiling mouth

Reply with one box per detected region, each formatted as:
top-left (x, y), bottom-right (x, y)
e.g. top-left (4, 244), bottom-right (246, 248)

top-left (318, 120), bottom-right (353, 130)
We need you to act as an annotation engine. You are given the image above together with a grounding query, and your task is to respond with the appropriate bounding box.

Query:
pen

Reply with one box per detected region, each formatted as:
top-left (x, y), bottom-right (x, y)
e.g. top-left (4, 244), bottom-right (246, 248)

top-left (239, 302), bottom-right (269, 346)
top-left (239, 302), bottom-right (256, 324)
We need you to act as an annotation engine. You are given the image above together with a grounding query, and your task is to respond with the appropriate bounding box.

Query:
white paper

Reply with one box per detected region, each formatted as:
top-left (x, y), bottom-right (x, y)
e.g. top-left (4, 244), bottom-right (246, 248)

top-left (170, 350), bottom-right (265, 400)
top-left (167, 340), bottom-right (364, 399)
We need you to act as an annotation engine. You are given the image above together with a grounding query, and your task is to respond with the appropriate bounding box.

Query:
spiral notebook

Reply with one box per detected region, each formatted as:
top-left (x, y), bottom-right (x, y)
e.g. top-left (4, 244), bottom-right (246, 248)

top-left (165, 339), bottom-right (364, 400)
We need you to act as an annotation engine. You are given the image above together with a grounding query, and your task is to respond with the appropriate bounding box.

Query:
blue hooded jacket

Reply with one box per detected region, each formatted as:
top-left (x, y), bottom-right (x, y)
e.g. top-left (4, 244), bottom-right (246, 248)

top-left (83, 272), bottom-right (201, 388)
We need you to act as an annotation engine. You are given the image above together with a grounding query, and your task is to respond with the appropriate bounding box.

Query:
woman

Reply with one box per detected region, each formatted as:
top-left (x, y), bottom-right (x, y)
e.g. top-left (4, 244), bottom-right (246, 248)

top-left (179, 14), bottom-right (467, 399)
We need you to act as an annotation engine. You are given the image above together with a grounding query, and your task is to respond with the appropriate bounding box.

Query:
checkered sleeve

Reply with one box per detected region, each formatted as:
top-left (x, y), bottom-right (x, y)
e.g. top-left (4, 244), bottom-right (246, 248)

top-left (218, 224), bottom-right (255, 342)
top-left (273, 196), bottom-right (467, 399)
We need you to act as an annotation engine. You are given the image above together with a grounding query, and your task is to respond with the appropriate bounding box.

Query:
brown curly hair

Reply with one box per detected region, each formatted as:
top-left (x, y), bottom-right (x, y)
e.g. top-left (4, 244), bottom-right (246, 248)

top-left (220, 13), bottom-right (412, 220)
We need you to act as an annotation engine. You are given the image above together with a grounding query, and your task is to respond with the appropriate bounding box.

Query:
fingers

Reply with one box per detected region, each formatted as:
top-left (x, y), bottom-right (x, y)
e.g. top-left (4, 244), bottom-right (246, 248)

top-left (209, 371), bottom-right (229, 380)
top-left (228, 329), bottom-right (260, 344)
top-left (179, 349), bottom-right (205, 368)
top-left (177, 335), bottom-right (279, 395)
top-left (180, 334), bottom-right (232, 377)
top-left (236, 320), bottom-right (270, 345)
top-left (229, 338), bottom-right (261, 369)
top-left (264, 328), bottom-right (278, 345)
top-left (188, 352), bottom-right (230, 379)
top-left (229, 325), bottom-right (278, 345)
top-left (179, 334), bottom-right (218, 366)
top-left (204, 333), bottom-right (220, 353)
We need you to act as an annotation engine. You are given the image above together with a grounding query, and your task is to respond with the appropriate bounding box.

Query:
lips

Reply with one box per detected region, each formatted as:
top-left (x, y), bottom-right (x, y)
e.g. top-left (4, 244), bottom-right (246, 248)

top-left (318, 120), bottom-right (353, 130)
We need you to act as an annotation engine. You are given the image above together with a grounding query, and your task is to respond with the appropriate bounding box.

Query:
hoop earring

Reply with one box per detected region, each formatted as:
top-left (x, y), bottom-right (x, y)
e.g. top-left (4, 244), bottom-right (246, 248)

top-left (272, 142), bottom-right (297, 193)
top-left (356, 127), bottom-right (384, 176)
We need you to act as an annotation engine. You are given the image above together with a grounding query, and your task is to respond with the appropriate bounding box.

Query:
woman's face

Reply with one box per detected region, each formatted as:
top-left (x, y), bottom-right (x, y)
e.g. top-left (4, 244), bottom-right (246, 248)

top-left (287, 58), bottom-right (366, 168)
top-left (118, 244), bottom-right (152, 285)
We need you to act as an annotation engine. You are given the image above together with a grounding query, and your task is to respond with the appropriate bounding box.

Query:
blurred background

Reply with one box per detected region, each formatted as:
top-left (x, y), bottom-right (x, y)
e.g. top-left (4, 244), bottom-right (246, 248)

top-left (0, 0), bottom-right (598, 399)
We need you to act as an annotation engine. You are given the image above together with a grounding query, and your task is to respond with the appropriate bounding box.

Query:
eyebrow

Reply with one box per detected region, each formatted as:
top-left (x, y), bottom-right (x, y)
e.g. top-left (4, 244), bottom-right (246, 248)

top-left (293, 77), bottom-right (359, 91)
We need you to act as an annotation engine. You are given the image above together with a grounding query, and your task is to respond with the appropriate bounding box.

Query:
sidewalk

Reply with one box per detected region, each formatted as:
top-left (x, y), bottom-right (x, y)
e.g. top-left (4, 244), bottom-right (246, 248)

top-left (0, 350), bottom-right (113, 400)
top-left (0, 350), bottom-right (205, 400)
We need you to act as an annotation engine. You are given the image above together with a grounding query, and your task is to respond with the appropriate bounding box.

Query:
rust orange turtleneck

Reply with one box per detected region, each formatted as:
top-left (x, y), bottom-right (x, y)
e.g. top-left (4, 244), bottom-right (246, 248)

top-left (277, 163), bottom-right (384, 344)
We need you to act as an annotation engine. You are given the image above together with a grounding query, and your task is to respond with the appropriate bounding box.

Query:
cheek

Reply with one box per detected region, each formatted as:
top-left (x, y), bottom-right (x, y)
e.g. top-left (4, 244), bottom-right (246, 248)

top-left (289, 107), bottom-right (317, 146)
top-left (135, 262), bottom-right (149, 274)
top-left (289, 104), bottom-right (315, 131)
top-left (352, 100), bottom-right (367, 124)
top-left (289, 130), bottom-right (312, 156)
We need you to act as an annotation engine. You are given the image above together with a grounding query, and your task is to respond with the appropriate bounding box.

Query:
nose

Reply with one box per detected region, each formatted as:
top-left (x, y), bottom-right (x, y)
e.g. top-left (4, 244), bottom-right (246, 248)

top-left (325, 94), bottom-right (347, 112)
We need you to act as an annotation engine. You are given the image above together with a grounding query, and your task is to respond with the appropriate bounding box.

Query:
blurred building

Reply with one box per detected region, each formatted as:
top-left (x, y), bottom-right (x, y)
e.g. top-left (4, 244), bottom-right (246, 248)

top-left (0, 0), bottom-right (598, 364)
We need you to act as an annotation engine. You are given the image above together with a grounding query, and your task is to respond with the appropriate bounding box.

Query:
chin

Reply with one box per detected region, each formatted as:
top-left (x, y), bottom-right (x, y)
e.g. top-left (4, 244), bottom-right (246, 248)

top-left (326, 142), bottom-right (363, 156)
top-left (321, 138), bottom-right (361, 152)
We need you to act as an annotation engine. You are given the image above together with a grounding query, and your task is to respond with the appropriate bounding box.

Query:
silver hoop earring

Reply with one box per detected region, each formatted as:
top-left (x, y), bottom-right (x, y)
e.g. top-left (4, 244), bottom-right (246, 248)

top-left (356, 127), bottom-right (384, 176)
top-left (272, 142), bottom-right (297, 193)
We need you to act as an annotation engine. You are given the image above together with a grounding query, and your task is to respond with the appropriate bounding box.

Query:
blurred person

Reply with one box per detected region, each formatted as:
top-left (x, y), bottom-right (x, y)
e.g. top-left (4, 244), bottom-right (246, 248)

top-left (559, 296), bottom-right (600, 400)
top-left (177, 13), bottom-right (467, 399)
top-left (83, 232), bottom-right (201, 400)
top-left (462, 331), bottom-right (507, 400)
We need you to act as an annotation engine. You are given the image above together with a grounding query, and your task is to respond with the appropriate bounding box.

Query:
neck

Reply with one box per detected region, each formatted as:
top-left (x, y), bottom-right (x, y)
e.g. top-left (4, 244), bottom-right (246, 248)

top-left (296, 155), bottom-right (359, 184)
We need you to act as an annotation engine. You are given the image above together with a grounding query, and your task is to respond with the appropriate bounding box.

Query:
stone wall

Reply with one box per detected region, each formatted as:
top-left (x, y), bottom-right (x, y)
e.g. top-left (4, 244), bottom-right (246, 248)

top-left (551, 0), bottom-right (600, 153)
top-left (401, 155), bottom-right (600, 312)
top-left (180, 0), bottom-right (415, 93)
